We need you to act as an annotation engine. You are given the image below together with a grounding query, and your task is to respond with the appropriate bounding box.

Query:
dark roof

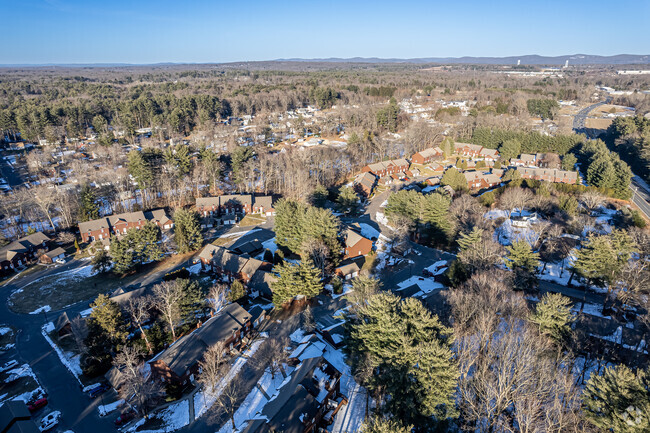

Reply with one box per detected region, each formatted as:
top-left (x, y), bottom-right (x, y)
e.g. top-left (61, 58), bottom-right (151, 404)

top-left (54, 312), bottom-right (70, 332)
top-left (0, 232), bottom-right (51, 262)
top-left (396, 284), bottom-right (421, 298)
top-left (152, 303), bottom-right (251, 376)
top-left (232, 239), bottom-right (263, 256)
top-left (109, 287), bottom-right (151, 307)
top-left (43, 247), bottom-right (65, 259)
top-left (252, 195), bottom-right (274, 209)
top-left (6, 421), bottom-right (39, 433)
top-left (0, 401), bottom-right (31, 433)
top-left (248, 271), bottom-right (277, 298)
top-left (248, 305), bottom-right (265, 323)
top-left (105, 366), bottom-right (126, 390)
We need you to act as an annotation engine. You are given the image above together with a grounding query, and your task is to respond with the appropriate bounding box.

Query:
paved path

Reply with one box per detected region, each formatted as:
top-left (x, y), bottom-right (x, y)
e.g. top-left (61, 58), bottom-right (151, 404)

top-left (572, 96), bottom-right (612, 138)
top-left (630, 176), bottom-right (650, 219)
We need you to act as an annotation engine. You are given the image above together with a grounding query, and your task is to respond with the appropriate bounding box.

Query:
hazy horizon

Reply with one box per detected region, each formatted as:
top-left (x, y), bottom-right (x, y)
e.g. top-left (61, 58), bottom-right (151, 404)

top-left (2, 0), bottom-right (649, 64)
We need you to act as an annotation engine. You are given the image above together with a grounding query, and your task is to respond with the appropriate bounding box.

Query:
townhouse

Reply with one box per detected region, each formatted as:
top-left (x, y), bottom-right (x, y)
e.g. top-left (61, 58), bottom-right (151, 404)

top-left (354, 172), bottom-right (377, 197)
top-left (149, 303), bottom-right (259, 386)
top-left (78, 209), bottom-right (172, 243)
top-left (463, 171), bottom-right (503, 190)
top-left (342, 228), bottom-right (373, 260)
top-left (454, 142), bottom-right (484, 158)
top-left (0, 232), bottom-right (51, 272)
top-left (516, 167), bottom-right (578, 184)
top-left (411, 146), bottom-right (444, 165)
top-left (199, 244), bottom-right (273, 293)
top-left (361, 158), bottom-right (409, 177)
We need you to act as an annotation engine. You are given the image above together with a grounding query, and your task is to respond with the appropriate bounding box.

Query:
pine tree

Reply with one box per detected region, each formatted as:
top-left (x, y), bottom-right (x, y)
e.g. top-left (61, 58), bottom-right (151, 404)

top-left (441, 167), bottom-right (467, 191)
top-left (111, 238), bottom-right (134, 274)
top-left (498, 139), bottom-right (521, 161)
top-left (271, 261), bottom-right (301, 307)
top-left (298, 258), bottom-right (324, 299)
top-left (274, 199), bottom-right (307, 253)
top-left (562, 153), bottom-right (577, 171)
top-left (91, 249), bottom-right (112, 273)
top-left (360, 416), bottom-right (412, 433)
top-left (133, 222), bottom-right (163, 264)
top-left (79, 184), bottom-right (99, 222)
top-left (302, 207), bottom-right (341, 266)
top-left (127, 150), bottom-right (153, 189)
top-left (583, 365), bottom-right (650, 432)
top-left (310, 185), bottom-right (329, 208)
top-left (529, 293), bottom-right (575, 344)
top-left (90, 294), bottom-right (127, 343)
top-left (175, 144), bottom-right (192, 175)
top-left (228, 280), bottom-right (246, 302)
top-left (345, 293), bottom-right (458, 425)
top-left (441, 137), bottom-right (454, 159)
top-left (457, 227), bottom-right (483, 251)
top-left (337, 186), bottom-right (360, 215)
top-left (505, 240), bottom-right (540, 289)
top-left (173, 208), bottom-right (204, 253)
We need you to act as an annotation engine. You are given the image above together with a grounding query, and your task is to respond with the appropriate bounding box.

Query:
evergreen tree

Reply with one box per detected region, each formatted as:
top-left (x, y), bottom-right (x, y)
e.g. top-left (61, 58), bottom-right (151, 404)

top-left (274, 199), bottom-right (307, 253)
top-left (91, 249), bottom-right (112, 273)
top-left (228, 280), bottom-right (246, 302)
top-left (573, 230), bottom-right (635, 288)
top-left (440, 167), bottom-right (467, 191)
top-left (175, 278), bottom-right (204, 319)
top-left (583, 365), bottom-right (650, 432)
top-left (271, 259), bottom-right (323, 307)
top-left (457, 227), bottom-right (483, 251)
top-left (90, 294), bottom-right (127, 343)
top-left (587, 154), bottom-right (616, 189)
top-left (498, 138), bottom-right (521, 161)
top-left (79, 184), bottom-right (99, 222)
top-left (529, 293), bottom-right (575, 344)
top-left (505, 240), bottom-right (540, 289)
top-left (298, 258), bottom-right (323, 299)
top-left (337, 186), bottom-right (360, 215)
top-left (127, 150), bottom-right (153, 190)
top-left (175, 144), bottom-right (192, 175)
top-left (345, 293), bottom-right (458, 425)
top-left (310, 184), bottom-right (329, 208)
top-left (302, 206), bottom-right (341, 265)
top-left (360, 416), bottom-right (412, 433)
top-left (111, 237), bottom-right (135, 274)
top-left (263, 248), bottom-right (274, 263)
top-left (132, 222), bottom-right (163, 265)
top-left (441, 137), bottom-right (454, 159)
top-left (173, 208), bottom-right (204, 253)
top-left (562, 153), bottom-right (577, 171)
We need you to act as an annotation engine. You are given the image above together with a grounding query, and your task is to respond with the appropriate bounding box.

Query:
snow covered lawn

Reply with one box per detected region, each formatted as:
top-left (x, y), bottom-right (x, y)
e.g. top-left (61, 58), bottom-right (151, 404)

top-left (127, 400), bottom-right (190, 433)
top-left (98, 399), bottom-right (124, 416)
top-left (396, 275), bottom-right (445, 297)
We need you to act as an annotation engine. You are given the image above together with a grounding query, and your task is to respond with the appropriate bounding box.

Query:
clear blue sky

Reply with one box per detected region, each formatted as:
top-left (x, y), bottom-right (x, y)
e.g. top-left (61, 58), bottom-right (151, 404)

top-left (2, 0), bottom-right (649, 64)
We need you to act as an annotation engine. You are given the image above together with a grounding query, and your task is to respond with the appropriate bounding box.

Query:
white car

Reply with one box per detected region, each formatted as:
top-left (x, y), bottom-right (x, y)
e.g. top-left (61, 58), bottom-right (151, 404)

top-left (0, 360), bottom-right (18, 372)
top-left (55, 257), bottom-right (66, 264)
top-left (39, 411), bottom-right (61, 432)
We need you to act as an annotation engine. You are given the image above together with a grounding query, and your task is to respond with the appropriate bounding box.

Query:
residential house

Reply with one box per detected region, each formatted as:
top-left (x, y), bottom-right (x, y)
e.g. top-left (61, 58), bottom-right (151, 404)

top-left (149, 303), bottom-right (256, 386)
top-left (196, 195), bottom-right (276, 227)
top-left (535, 153), bottom-right (561, 169)
top-left (232, 239), bottom-right (264, 257)
top-left (79, 209), bottom-right (171, 243)
top-left (239, 355), bottom-right (345, 433)
top-left (361, 158), bottom-right (409, 178)
top-left (0, 232), bottom-right (51, 272)
top-left (334, 260), bottom-right (360, 280)
top-left (54, 312), bottom-right (71, 337)
top-left (510, 153), bottom-right (537, 167)
top-left (411, 147), bottom-right (443, 165)
top-left (479, 147), bottom-right (499, 161)
top-left (516, 167), bottom-right (577, 184)
top-left (248, 270), bottom-right (278, 299)
top-left (454, 142), bottom-right (484, 158)
top-left (354, 172), bottom-right (377, 197)
top-left (342, 228), bottom-right (373, 260)
top-left (199, 244), bottom-right (272, 285)
top-left (463, 171), bottom-right (503, 190)
top-left (0, 401), bottom-right (38, 433)
top-left (39, 247), bottom-right (66, 264)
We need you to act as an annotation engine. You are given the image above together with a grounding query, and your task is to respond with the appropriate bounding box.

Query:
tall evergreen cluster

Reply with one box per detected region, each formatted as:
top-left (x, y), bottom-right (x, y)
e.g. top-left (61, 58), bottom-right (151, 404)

top-left (173, 208), bottom-right (203, 253)
top-left (607, 115), bottom-right (650, 184)
top-left (110, 222), bottom-right (163, 274)
top-left (384, 189), bottom-right (452, 247)
top-left (470, 127), bottom-right (583, 155)
top-left (344, 293), bottom-right (458, 427)
top-left (270, 259), bottom-right (323, 307)
top-left (580, 140), bottom-right (632, 199)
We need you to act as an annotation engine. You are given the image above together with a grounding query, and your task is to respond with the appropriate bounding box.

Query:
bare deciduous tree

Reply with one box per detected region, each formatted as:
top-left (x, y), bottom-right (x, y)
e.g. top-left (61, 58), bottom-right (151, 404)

top-left (580, 191), bottom-right (605, 214)
top-left (300, 238), bottom-right (330, 277)
top-left (499, 187), bottom-right (534, 217)
top-left (69, 316), bottom-right (88, 355)
top-left (198, 342), bottom-right (227, 393)
top-left (253, 337), bottom-right (289, 380)
top-left (126, 296), bottom-right (153, 354)
top-left (152, 281), bottom-right (184, 341)
top-left (211, 376), bottom-right (244, 430)
top-left (207, 284), bottom-right (228, 315)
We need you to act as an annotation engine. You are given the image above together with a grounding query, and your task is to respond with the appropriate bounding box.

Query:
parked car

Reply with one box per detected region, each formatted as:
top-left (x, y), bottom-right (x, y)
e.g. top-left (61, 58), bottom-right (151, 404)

top-left (88, 382), bottom-right (111, 398)
top-left (39, 411), bottom-right (61, 432)
top-left (27, 398), bottom-right (48, 412)
top-left (0, 360), bottom-right (19, 372)
top-left (55, 257), bottom-right (66, 264)
top-left (114, 409), bottom-right (136, 427)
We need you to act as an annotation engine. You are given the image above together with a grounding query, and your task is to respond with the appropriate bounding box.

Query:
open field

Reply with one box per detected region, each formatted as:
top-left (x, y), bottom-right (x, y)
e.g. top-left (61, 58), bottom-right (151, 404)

top-left (585, 118), bottom-right (613, 129)
top-left (590, 104), bottom-right (633, 116)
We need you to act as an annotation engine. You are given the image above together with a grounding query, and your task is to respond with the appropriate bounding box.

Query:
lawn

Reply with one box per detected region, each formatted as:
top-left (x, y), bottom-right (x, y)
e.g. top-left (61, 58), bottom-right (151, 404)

top-left (238, 214), bottom-right (266, 227)
top-left (0, 325), bottom-right (16, 350)
top-left (8, 254), bottom-right (193, 314)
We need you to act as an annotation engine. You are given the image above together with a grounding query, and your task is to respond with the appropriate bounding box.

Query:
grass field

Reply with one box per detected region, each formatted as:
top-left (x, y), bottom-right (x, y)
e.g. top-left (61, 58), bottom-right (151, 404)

top-left (8, 254), bottom-right (191, 314)
top-left (585, 118), bottom-right (613, 129)
top-left (238, 214), bottom-right (266, 227)
top-left (590, 104), bottom-right (631, 116)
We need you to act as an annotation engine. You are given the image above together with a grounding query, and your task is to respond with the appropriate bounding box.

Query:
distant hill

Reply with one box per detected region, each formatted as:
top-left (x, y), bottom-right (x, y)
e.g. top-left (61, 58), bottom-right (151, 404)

top-left (277, 54), bottom-right (650, 65)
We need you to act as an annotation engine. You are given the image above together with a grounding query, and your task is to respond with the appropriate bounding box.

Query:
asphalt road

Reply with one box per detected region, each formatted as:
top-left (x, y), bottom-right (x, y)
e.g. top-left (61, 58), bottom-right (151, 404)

top-left (630, 176), bottom-right (650, 219)
top-left (0, 261), bottom-right (117, 433)
top-left (572, 96), bottom-right (612, 138)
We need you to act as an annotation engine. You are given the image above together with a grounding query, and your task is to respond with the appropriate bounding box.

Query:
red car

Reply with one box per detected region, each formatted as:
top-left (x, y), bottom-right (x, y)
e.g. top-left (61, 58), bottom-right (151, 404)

top-left (27, 397), bottom-right (48, 412)
top-left (114, 409), bottom-right (136, 427)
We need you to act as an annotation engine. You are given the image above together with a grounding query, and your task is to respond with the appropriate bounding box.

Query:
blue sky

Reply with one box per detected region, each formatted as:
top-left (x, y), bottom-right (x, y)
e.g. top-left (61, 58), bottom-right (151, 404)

top-left (2, 0), bottom-right (649, 64)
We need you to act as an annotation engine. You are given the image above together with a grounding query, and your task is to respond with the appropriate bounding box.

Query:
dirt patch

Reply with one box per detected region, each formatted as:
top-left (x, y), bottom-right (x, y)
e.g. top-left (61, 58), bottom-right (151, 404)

top-left (590, 104), bottom-right (631, 116)
top-left (585, 118), bottom-right (613, 130)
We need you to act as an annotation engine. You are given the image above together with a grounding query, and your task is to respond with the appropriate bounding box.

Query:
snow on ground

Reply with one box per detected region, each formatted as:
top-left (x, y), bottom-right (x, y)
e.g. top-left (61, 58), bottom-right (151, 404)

top-left (494, 218), bottom-right (539, 246)
top-left (332, 284), bottom-right (353, 300)
top-left (357, 223), bottom-right (380, 240)
top-left (194, 338), bottom-right (266, 419)
top-left (41, 322), bottom-right (83, 385)
top-left (217, 228), bottom-right (261, 240)
top-left (374, 212), bottom-right (392, 228)
top-left (0, 363), bottom-right (45, 404)
top-left (98, 399), bottom-right (124, 416)
top-left (128, 400), bottom-right (190, 433)
top-left (29, 305), bottom-right (51, 315)
top-left (396, 276), bottom-right (445, 298)
top-left (577, 302), bottom-right (611, 319)
top-left (0, 327), bottom-right (12, 335)
top-left (373, 234), bottom-right (393, 272)
top-left (289, 328), bottom-right (306, 343)
top-left (187, 263), bottom-right (202, 275)
top-left (538, 257), bottom-right (575, 286)
top-left (261, 238), bottom-right (277, 255)
top-left (216, 367), bottom-right (295, 433)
